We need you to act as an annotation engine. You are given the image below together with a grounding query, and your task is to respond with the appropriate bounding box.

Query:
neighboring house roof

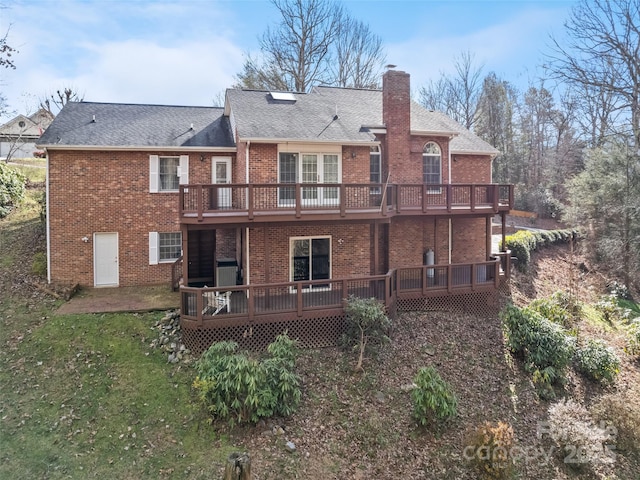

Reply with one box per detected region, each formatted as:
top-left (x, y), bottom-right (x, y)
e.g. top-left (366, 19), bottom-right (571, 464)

top-left (226, 86), bottom-right (499, 156)
top-left (38, 102), bottom-right (235, 149)
top-left (0, 108), bottom-right (54, 139)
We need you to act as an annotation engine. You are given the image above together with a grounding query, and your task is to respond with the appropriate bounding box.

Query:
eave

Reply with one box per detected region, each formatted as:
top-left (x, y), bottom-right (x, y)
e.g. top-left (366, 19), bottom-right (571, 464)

top-left (37, 144), bottom-right (237, 152)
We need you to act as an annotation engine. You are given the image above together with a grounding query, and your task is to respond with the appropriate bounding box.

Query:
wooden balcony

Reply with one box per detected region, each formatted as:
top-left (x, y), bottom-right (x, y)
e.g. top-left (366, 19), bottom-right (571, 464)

top-left (179, 255), bottom-right (511, 329)
top-left (179, 183), bottom-right (513, 225)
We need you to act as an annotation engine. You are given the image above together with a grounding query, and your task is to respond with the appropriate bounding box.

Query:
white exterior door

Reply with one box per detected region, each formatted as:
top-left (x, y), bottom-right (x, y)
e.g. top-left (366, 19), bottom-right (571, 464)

top-left (212, 157), bottom-right (232, 208)
top-left (94, 232), bottom-right (119, 287)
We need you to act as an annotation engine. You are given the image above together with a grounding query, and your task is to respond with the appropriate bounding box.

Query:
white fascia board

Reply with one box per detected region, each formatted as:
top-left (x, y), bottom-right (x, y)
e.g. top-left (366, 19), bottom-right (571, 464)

top-left (410, 130), bottom-right (460, 137)
top-left (452, 149), bottom-right (499, 158)
top-left (37, 144), bottom-right (237, 152)
top-left (238, 137), bottom-right (376, 146)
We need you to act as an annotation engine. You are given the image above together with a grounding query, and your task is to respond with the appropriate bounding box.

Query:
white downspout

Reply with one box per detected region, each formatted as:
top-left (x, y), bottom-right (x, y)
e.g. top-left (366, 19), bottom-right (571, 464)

top-left (245, 141), bottom-right (250, 286)
top-left (45, 151), bottom-right (51, 284)
top-left (448, 139), bottom-right (453, 264)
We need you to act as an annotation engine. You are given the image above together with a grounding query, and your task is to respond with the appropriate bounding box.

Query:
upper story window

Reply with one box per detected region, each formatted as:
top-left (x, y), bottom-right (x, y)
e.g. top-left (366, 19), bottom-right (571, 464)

top-left (370, 146), bottom-right (381, 184)
top-left (422, 142), bottom-right (442, 185)
top-left (149, 155), bottom-right (189, 193)
top-left (159, 157), bottom-right (180, 191)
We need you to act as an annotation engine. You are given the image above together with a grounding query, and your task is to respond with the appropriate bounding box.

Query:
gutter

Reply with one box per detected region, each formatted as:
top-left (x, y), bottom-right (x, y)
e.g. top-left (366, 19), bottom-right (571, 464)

top-left (37, 144), bottom-right (237, 153)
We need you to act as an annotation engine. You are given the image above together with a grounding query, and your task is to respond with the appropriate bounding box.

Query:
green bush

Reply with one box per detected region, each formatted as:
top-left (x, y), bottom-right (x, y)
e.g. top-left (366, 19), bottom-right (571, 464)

top-left (0, 162), bottom-right (26, 218)
top-left (342, 295), bottom-right (392, 371)
top-left (502, 228), bottom-right (579, 272)
top-left (594, 295), bottom-right (631, 324)
top-left (193, 333), bottom-right (301, 426)
top-left (31, 251), bottom-right (47, 277)
top-left (574, 339), bottom-right (620, 383)
top-left (528, 296), bottom-right (572, 327)
top-left (412, 366), bottom-right (457, 427)
top-left (501, 304), bottom-right (575, 397)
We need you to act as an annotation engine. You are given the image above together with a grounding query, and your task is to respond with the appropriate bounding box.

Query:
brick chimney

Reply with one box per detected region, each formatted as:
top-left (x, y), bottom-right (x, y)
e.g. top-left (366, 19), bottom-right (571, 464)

top-left (382, 70), bottom-right (411, 182)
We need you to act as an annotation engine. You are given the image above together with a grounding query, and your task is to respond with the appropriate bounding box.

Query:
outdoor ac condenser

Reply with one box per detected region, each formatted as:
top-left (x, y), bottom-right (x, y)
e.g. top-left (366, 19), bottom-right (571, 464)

top-left (216, 258), bottom-right (238, 287)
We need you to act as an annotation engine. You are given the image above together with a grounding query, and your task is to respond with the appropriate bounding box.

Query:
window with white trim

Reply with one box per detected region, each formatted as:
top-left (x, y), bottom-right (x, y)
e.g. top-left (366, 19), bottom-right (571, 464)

top-left (149, 231), bottom-right (182, 264)
top-left (423, 142), bottom-right (441, 187)
top-left (149, 155), bottom-right (189, 192)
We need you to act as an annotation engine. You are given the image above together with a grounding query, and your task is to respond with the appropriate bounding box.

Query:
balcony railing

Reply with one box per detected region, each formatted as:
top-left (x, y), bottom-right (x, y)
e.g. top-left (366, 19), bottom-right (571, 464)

top-left (179, 183), bottom-right (513, 224)
top-left (179, 256), bottom-right (509, 328)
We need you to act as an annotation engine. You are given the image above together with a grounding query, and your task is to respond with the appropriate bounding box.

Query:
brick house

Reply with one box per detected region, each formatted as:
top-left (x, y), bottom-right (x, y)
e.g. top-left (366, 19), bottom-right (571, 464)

top-left (39, 70), bottom-right (512, 350)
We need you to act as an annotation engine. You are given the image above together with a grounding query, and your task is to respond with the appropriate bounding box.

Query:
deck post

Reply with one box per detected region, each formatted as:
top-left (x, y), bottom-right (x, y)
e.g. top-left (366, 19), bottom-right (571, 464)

top-left (296, 284), bottom-right (303, 317)
top-left (470, 185), bottom-right (476, 212)
top-left (340, 184), bottom-right (346, 217)
top-left (247, 185), bottom-right (254, 220)
top-left (295, 184), bottom-right (301, 218)
top-left (446, 184), bottom-right (452, 212)
top-left (197, 185), bottom-right (204, 222)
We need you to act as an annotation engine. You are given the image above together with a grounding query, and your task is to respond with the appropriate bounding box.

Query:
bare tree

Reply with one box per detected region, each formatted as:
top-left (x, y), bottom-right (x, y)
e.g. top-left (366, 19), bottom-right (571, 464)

top-left (235, 0), bottom-right (386, 92)
top-left (261, 0), bottom-right (342, 92)
top-left (545, 0), bottom-right (640, 149)
top-left (0, 28), bottom-right (17, 70)
top-left (418, 51), bottom-right (484, 129)
top-left (475, 72), bottom-right (519, 183)
top-left (331, 14), bottom-right (385, 89)
top-left (40, 87), bottom-right (84, 115)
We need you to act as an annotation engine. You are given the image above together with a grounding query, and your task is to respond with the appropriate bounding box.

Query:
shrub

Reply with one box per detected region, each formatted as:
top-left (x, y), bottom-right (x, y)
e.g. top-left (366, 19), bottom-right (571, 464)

top-left (501, 304), bottom-right (575, 398)
top-left (528, 295), bottom-right (572, 327)
top-left (591, 390), bottom-right (640, 454)
top-left (466, 421), bottom-right (514, 479)
top-left (502, 228), bottom-right (579, 272)
top-left (31, 252), bottom-right (47, 277)
top-left (608, 281), bottom-right (632, 300)
top-left (342, 295), bottom-right (392, 371)
top-left (546, 399), bottom-right (616, 470)
top-left (412, 366), bottom-right (457, 427)
top-left (0, 161), bottom-right (26, 218)
top-left (625, 318), bottom-right (640, 356)
top-left (574, 339), bottom-right (620, 384)
top-left (193, 334), bottom-right (301, 426)
top-left (593, 295), bottom-right (631, 324)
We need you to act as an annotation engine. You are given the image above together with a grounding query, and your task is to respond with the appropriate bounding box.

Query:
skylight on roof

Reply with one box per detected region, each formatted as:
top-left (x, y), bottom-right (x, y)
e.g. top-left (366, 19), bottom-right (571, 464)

top-left (269, 91), bottom-right (296, 101)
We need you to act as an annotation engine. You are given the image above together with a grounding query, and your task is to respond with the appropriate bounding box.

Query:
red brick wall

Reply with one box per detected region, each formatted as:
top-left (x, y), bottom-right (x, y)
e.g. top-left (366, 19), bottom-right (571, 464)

top-left (451, 154), bottom-right (493, 183)
top-left (451, 217), bottom-right (488, 263)
top-left (48, 149), bottom-right (234, 287)
top-left (248, 224), bottom-right (371, 284)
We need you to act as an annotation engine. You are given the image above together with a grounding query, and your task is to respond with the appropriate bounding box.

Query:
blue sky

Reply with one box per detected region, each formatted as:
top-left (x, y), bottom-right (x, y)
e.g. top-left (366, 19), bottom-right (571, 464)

top-left (0, 0), bottom-right (577, 119)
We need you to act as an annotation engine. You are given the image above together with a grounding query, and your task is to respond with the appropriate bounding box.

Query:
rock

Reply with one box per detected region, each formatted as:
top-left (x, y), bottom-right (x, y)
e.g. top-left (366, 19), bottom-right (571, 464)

top-left (374, 391), bottom-right (386, 403)
top-left (285, 441), bottom-right (296, 453)
top-left (273, 426), bottom-right (284, 436)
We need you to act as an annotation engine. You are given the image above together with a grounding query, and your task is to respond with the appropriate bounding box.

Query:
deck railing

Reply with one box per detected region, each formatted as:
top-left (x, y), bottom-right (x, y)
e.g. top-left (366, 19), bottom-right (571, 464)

top-left (179, 183), bottom-right (513, 222)
top-left (179, 256), bottom-right (509, 327)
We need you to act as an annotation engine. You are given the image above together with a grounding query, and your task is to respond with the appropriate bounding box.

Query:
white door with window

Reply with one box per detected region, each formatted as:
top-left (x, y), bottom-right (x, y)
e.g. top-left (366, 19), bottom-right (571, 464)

top-left (301, 154), bottom-right (339, 205)
top-left (94, 232), bottom-right (119, 287)
top-left (212, 157), bottom-right (232, 208)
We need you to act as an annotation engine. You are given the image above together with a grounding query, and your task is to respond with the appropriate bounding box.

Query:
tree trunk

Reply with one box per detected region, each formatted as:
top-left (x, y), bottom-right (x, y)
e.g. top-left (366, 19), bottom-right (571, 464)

top-left (223, 452), bottom-right (251, 480)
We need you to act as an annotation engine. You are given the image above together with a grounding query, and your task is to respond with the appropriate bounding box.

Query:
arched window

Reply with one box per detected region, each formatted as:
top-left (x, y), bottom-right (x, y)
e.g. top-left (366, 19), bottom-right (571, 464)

top-left (423, 142), bottom-right (441, 185)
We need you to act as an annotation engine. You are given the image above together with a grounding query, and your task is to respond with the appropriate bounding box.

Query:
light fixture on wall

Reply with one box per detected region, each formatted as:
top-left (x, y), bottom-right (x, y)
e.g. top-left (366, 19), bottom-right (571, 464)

top-left (351, 150), bottom-right (356, 158)
top-left (200, 154), bottom-right (206, 162)
top-left (81, 236), bottom-right (89, 243)
top-left (338, 238), bottom-right (344, 245)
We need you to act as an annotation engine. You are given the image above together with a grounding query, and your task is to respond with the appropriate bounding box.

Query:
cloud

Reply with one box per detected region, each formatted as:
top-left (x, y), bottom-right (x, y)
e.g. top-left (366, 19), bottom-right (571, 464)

top-left (70, 38), bottom-right (244, 105)
top-left (385, 5), bottom-right (569, 93)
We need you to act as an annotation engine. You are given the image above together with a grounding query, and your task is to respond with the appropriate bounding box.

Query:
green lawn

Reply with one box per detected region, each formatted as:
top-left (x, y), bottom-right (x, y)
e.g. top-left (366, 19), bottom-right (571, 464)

top-left (0, 164), bottom-right (237, 479)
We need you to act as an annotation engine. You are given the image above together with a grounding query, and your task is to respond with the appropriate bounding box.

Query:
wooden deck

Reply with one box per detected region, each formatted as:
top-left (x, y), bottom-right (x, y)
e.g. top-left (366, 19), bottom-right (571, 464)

top-left (179, 254), bottom-right (511, 330)
top-left (179, 183), bottom-right (514, 225)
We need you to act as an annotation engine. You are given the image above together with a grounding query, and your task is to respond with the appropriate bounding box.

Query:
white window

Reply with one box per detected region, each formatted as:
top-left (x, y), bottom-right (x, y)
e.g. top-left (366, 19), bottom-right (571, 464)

top-left (278, 152), bottom-right (341, 206)
top-left (149, 231), bottom-right (182, 264)
top-left (290, 236), bottom-right (331, 289)
top-left (423, 142), bottom-right (441, 188)
top-left (370, 145), bottom-right (382, 194)
top-left (149, 155), bottom-right (189, 192)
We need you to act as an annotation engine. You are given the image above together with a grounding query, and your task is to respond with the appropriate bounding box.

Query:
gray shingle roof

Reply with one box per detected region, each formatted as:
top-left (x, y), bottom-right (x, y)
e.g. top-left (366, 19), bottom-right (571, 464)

top-left (227, 86), bottom-right (499, 155)
top-left (38, 102), bottom-right (235, 149)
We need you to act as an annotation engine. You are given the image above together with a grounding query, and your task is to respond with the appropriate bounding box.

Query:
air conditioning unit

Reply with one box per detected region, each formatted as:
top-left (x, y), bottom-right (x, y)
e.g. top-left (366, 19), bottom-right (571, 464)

top-left (216, 258), bottom-right (238, 287)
